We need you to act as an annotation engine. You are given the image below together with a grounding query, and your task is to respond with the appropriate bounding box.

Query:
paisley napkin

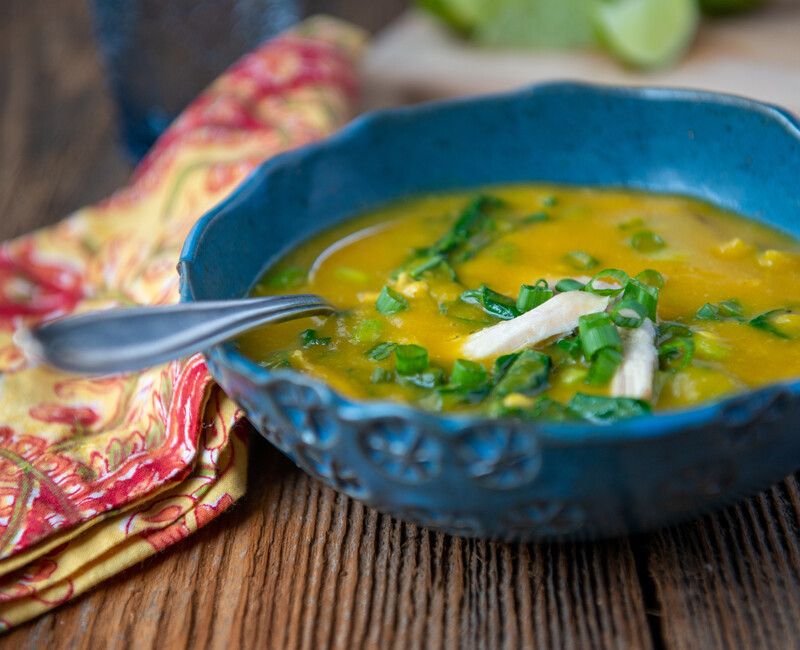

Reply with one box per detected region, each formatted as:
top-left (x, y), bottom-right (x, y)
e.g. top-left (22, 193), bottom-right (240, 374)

top-left (0, 17), bottom-right (364, 630)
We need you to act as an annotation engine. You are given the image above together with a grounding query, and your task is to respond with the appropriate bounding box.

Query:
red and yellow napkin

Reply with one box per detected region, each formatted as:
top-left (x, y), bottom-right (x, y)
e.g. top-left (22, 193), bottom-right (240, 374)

top-left (0, 17), bottom-right (365, 630)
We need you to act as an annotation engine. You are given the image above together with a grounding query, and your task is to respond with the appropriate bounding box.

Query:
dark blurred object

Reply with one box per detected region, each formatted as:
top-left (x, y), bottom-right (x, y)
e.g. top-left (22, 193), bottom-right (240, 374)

top-left (700, 0), bottom-right (765, 13)
top-left (90, 0), bottom-right (300, 159)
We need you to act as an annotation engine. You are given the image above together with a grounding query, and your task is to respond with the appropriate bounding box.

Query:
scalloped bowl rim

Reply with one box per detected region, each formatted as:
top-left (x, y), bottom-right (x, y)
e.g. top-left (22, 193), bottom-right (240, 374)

top-left (179, 81), bottom-right (800, 445)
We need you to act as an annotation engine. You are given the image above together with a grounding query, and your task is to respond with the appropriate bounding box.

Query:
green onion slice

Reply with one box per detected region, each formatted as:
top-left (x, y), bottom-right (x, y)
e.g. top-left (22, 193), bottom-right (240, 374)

top-left (586, 347), bottom-right (623, 385)
top-left (375, 286), bottom-right (408, 315)
top-left (621, 278), bottom-right (659, 321)
top-left (749, 308), bottom-right (792, 339)
top-left (610, 299), bottom-right (647, 328)
top-left (630, 230), bottom-right (666, 252)
top-left (564, 250), bottom-right (600, 271)
top-left (366, 342), bottom-right (396, 361)
top-left (492, 350), bottom-right (551, 397)
top-left (460, 285), bottom-right (519, 320)
top-left (449, 359), bottom-right (489, 391)
top-left (635, 269), bottom-right (665, 289)
top-left (555, 278), bottom-right (585, 293)
top-left (395, 344), bottom-right (429, 375)
top-left (578, 312), bottom-right (623, 359)
top-left (658, 336), bottom-right (695, 370)
top-left (585, 268), bottom-right (629, 296)
top-left (568, 393), bottom-right (651, 423)
top-left (517, 280), bottom-right (554, 312)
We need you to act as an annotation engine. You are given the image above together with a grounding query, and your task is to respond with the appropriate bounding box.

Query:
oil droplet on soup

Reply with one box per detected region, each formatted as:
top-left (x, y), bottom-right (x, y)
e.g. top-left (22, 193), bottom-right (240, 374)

top-left (238, 185), bottom-right (800, 423)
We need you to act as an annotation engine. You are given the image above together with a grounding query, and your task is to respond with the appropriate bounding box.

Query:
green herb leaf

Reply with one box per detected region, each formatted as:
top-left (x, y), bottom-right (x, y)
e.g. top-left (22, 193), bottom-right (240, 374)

top-left (460, 285), bottom-right (520, 320)
top-left (366, 342), bottom-right (397, 361)
top-left (568, 393), bottom-right (651, 423)
top-left (749, 308), bottom-right (792, 339)
top-left (300, 329), bottom-right (331, 347)
top-left (492, 350), bottom-right (551, 397)
top-left (376, 285), bottom-right (409, 315)
top-left (630, 230), bottom-right (666, 252)
top-left (564, 250), bottom-right (600, 271)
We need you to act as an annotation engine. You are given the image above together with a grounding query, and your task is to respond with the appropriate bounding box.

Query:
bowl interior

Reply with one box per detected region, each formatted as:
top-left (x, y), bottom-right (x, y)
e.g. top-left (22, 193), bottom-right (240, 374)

top-left (179, 83), bottom-right (800, 437)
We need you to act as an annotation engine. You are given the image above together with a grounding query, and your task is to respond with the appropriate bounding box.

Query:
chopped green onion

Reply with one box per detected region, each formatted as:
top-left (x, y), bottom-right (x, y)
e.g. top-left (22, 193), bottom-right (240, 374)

top-left (555, 278), bottom-right (585, 292)
top-left (658, 337), bottom-right (695, 370)
top-left (300, 329), bottom-right (331, 347)
top-left (522, 211), bottom-right (549, 224)
top-left (564, 250), bottom-right (600, 271)
top-left (492, 350), bottom-right (551, 397)
top-left (630, 230), bottom-right (666, 252)
top-left (578, 312), bottom-right (623, 359)
top-left (635, 269), bottom-right (665, 289)
top-left (621, 278), bottom-right (659, 321)
top-left (407, 253), bottom-right (444, 279)
top-left (449, 359), bottom-right (489, 391)
top-left (749, 308), bottom-right (792, 339)
top-left (696, 299), bottom-right (744, 322)
top-left (432, 195), bottom-right (503, 255)
top-left (265, 266), bottom-right (306, 289)
top-left (493, 352), bottom-right (521, 378)
top-left (366, 342), bottom-right (396, 361)
top-left (610, 299), bottom-right (647, 328)
top-left (334, 266), bottom-right (370, 283)
top-left (516, 280), bottom-right (553, 312)
top-left (567, 393), bottom-right (651, 423)
top-left (585, 268), bottom-right (628, 296)
top-left (460, 285), bottom-right (519, 320)
top-left (376, 285), bottom-right (408, 315)
top-left (353, 318), bottom-right (384, 344)
top-left (395, 344), bottom-right (429, 375)
top-left (586, 347), bottom-right (623, 385)
top-left (542, 195), bottom-right (558, 207)
top-left (555, 336), bottom-right (583, 359)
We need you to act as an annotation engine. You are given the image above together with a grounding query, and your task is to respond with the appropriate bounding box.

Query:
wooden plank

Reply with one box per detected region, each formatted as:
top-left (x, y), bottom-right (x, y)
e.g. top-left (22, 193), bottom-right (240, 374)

top-left (2, 436), bottom-right (654, 649)
top-left (643, 476), bottom-right (800, 650)
top-left (0, 0), bottom-right (131, 240)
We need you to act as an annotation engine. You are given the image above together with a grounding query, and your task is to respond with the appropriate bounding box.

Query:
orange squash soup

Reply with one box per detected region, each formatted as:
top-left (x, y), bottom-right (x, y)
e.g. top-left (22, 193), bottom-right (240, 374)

top-left (238, 185), bottom-right (800, 423)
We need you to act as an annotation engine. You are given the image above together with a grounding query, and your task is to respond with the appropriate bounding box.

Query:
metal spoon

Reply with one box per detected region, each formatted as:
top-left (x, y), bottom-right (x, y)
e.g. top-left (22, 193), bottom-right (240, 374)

top-left (18, 294), bottom-right (335, 375)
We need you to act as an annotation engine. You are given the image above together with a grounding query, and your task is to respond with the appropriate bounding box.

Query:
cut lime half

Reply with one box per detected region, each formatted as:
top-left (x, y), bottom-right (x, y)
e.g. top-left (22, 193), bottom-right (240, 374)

top-left (593, 0), bottom-right (700, 69)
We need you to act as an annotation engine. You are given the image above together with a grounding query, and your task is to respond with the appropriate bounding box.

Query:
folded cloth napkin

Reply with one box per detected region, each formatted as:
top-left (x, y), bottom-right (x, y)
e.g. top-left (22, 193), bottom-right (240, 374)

top-left (0, 17), bottom-right (365, 630)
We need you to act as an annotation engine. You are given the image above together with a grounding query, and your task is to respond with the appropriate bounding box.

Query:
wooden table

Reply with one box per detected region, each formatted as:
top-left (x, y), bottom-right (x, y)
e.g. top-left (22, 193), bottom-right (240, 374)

top-left (2, 1), bottom-right (800, 647)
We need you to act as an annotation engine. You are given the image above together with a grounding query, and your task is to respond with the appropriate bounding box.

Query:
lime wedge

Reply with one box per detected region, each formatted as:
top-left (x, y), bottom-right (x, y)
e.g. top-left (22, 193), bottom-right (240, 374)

top-left (416, 0), bottom-right (490, 34)
top-left (474, 0), bottom-right (596, 49)
top-left (593, 0), bottom-right (699, 69)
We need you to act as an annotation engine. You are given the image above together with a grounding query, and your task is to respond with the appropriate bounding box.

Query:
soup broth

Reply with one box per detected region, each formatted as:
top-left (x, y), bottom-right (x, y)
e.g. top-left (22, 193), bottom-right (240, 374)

top-left (239, 185), bottom-right (800, 423)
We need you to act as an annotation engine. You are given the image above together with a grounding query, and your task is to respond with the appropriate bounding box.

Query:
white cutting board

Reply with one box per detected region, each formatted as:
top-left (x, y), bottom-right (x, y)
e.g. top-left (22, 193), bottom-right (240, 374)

top-left (362, 3), bottom-right (800, 115)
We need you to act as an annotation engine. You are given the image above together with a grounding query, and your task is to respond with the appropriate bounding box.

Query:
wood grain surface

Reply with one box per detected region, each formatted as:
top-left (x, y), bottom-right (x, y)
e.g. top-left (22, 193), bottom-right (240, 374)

top-left (2, 0), bottom-right (800, 648)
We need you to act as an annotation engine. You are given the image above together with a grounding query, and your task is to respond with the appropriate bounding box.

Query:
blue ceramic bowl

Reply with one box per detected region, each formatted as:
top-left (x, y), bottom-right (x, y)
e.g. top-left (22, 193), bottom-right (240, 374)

top-left (179, 83), bottom-right (800, 540)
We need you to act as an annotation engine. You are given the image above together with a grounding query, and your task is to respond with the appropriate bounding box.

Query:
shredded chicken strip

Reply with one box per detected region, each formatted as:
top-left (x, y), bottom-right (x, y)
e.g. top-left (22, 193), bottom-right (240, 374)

top-left (461, 291), bottom-right (609, 359)
top-left (611, 318), bottom-right (657, 400)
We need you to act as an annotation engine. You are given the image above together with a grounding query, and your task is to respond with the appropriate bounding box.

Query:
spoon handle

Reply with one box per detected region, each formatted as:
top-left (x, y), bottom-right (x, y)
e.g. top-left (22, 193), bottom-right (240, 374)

top-left (21, 295), bottom-right (334, 375)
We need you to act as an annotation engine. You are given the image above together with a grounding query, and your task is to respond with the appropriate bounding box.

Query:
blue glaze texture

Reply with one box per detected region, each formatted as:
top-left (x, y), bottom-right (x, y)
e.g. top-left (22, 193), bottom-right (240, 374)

top-left (179, 83), bottom-right (800, 540)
